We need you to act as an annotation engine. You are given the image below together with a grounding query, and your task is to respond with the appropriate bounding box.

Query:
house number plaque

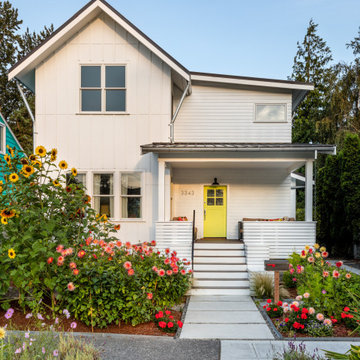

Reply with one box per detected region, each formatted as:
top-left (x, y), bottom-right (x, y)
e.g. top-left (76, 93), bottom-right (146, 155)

top-left (180, 190), bottom-right (194, 196)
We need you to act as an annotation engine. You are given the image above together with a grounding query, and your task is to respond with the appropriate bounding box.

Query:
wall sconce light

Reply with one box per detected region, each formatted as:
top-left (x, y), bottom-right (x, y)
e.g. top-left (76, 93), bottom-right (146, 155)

top-left (212, 177), bottom-right (219, 185)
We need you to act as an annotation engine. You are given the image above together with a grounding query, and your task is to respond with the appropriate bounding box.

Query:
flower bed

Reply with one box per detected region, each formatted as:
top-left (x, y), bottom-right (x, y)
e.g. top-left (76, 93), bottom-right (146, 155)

top-left (261, 244), bottom-right (360, 338)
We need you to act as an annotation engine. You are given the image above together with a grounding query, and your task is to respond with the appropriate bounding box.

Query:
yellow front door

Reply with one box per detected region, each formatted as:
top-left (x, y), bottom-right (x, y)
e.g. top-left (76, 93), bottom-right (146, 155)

top-left (203, 186), bottom-right (227, 238)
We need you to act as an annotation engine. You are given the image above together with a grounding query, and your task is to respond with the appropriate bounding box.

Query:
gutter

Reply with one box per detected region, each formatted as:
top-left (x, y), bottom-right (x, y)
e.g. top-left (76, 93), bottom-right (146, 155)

top-left (169, 81), bottom-right (191, 143)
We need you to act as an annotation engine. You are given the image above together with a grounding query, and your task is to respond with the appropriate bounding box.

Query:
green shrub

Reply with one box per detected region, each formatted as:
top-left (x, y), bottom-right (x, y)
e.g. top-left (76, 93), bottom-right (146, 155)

top-left (283, 271), bottom-right (297, 289)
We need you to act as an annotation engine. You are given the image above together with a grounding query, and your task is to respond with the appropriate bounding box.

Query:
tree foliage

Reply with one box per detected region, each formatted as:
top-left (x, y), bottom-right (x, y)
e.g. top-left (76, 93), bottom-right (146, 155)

top-left (0, 1), bottom-right (53, 154)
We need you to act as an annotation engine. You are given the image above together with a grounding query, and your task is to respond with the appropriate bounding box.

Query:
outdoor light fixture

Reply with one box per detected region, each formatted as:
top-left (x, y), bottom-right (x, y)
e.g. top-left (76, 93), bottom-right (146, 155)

top-left (212, 177), bottom-right (219, 185)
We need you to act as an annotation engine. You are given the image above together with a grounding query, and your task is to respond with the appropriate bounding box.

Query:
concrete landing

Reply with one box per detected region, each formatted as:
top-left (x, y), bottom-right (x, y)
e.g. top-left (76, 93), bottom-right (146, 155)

top-left (180, 295), bottom-right (274, 340)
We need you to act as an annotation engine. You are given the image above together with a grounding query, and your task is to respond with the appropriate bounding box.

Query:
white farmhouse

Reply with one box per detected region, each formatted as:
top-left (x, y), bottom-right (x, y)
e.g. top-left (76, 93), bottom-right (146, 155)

top-left (9, 0), bottom-right (335, 295)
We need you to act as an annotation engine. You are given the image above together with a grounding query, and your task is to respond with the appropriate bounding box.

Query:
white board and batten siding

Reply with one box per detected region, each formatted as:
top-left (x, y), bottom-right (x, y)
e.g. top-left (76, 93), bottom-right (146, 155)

top-left (174, 85), bottom-right (292, 143)
top-left (171, 167), bottom-right (293, 239)
top-left (244, 221), bottom-right (316, 271)
top-left (35, 13), bottom-right (172, 242)
top-left (155, 222), bottom-right (193, 263)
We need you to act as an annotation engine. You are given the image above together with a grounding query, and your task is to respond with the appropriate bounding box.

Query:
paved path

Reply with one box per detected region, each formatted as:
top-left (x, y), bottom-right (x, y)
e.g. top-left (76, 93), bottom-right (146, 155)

top-left (180, 295), bottom-right (274, 340)
top-left (221, 340), bottom-right (355, 359)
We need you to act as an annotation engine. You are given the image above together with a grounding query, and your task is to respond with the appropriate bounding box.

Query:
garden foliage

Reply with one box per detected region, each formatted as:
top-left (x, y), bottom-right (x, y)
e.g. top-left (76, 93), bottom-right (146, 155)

top-left (0, 147), bottom-right (192, 327)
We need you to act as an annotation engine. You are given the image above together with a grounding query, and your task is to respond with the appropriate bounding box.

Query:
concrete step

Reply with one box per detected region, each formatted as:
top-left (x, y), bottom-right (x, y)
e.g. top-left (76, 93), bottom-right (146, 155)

top-left (193, 271), bottom-right (248, 279)
top-left (194, 263), bottom-right (247, 271)
top-left (193, 278), bottom-right (250, 288)
top-left (194, 249), bottom-right (245, 257)
top-left (194, 242), bottom-right (244, 250)
top-left (188, 287), bottom-right (251, 296)
top-left (194, 256), bottom-right (246, 264)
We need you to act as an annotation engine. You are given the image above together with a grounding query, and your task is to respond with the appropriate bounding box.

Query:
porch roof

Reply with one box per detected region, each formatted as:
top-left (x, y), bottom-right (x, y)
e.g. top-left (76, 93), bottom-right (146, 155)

top-left (141, 142), bottom-right (336, 155)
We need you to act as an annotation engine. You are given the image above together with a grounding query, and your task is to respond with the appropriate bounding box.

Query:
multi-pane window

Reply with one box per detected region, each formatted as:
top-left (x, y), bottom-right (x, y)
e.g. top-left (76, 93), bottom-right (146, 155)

top-left (255, 104), bottom-right (286, 122)
top-left (81, 65), bottom-right (126, 112)
top-left (66, 173), bottom-right (86, 188)
top-left (121, 173), bottom-right (142, 218)
top-left (93, 174), bottom-right (114, 218)
top-left (0, 125), bottom-right (4, 153)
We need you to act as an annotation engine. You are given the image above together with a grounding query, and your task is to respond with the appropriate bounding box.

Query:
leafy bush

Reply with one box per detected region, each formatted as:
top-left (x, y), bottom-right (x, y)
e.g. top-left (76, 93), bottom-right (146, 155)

top-left (324, 344), bottom-right (360, 360)
top-left (0, 147), bottom-right (117, 313)
top-left (305, 320), bottom-right (333, 337)
top-left (53, 240), bottom-right (192, 327)
top-left (263, 299), bottom-right (284, 318)
top-left (154, 309), bottom-right (183, 333)
top-left (282, 271), bottom-right (297, 289)
top-left (253, 272), bottom-right (290, 299)
top-left (286, 244), bottom-right (360, 317)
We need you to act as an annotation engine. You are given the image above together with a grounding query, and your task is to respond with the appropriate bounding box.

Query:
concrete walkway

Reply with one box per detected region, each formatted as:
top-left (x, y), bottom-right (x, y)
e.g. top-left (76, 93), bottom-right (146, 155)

top-left (180, 295), bottom-right (274, 340)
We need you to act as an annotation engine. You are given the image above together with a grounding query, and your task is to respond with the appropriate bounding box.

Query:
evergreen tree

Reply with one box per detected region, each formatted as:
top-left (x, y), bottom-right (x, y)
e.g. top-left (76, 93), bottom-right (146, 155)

top-left (291, 19), bottom-right (334, 144)
top-left (0, 1), bottom-right (53, 153)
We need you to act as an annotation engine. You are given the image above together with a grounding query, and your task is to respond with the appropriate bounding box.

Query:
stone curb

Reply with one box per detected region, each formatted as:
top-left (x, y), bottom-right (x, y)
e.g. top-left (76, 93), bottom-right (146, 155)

top-left (174, 296), bottom-right (190, 339)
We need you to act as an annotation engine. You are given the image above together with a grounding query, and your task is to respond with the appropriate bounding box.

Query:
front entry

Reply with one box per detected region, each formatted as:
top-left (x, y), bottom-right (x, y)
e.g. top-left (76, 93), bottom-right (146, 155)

top-left (203, 186), bottom-right (227, 237)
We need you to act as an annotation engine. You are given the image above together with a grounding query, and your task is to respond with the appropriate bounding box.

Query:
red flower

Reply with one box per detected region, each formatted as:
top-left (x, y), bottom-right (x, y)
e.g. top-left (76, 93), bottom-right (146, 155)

top-left (151, 240), bottom-right (156, 246)
top-left (336, 261), bottom-right (343, 268)
top-left (158, 311), bottom-right (163, 318)
top-left (177, 321), bottom-right (183, 328)
top-left (164, 258), bottom-right (170, 265)
top-left (67, 282), bottom-right (75, 291)
top-left (93, 254), bottom-right (97, 259)
top-left (73, 269), bottom-right (79, 275)
top-left (125, 242), bottom-right (131, 249)
top-left (284, 318), bottom-right (289, 323)
top-left (152, 266), bottom-right (158, 272)
top-left (128, 269), bottom-right (135, 276)
top-left (47, 257), bottom-right (53, 264)
top-left (69, 262), bottom-right (77, 269)
top-left (166, 270), bottom-right (173, 276)
top-left (158, 269), bottom-right (165, 276)
top-left (263, 305), bottom-right (267, 309)
top-left (273, 308), bottom-right (278, 311)
top-left (292, 277), bottom-right (297, 282)
top-left (165, 248), bottom-right (170, 254)
top-left (266, 299), bottom-right (272, 304)
top-left (188, 269), bottom-right (193, 274)
top-left (147, 293), bottom-right (153, 300)
top-left (167, 322), bottom-right (174, 328)
top-left (277, 301), bottom-right (283, 306)
top-left (266, 307), bottom-right (271, 312)
top-left (302, 308), bottom-right (309, 314)
top-left (169, 315), bottom-right (174, 319)
top-left (344, 307), bottom-right (350, 312)
top-left (173, 267), bottom-right (179, 273)
top-left (308, 248), bottom-right (313, 254)
top-left (77, 250), bottom-right (86, 258)
top-left (123, 261), bottom-right (132, 270)
top-left (165, 310), bottom-right (171, 316)
top-left (158, 321), bottom-right (166, 328)
top-left (56, 245), bottom-right (64, 253)
top-left (180, 269), bottom-right (186, 275)
top-left (301, 313), bottom-right (307, 320)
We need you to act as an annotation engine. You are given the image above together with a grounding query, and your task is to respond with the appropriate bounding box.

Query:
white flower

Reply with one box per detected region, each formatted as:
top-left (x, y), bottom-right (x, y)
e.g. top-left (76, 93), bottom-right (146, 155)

top-left (324, 318), bottom-right (332, 326)
top-left (303, 292), bottom-right (310, 299)
top-left (308, 307), bottom-right (315, 315)
top-left (295, 295), bottom-right (303, 301)
top-left (316, 313), bottom-right (324, 321)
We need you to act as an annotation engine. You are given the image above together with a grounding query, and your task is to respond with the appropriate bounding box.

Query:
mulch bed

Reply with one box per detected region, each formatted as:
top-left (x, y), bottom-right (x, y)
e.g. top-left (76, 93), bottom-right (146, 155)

top-left (271, 317), bottom-right (360, 338)
top-left (0, 302), bottom-right (181, 337)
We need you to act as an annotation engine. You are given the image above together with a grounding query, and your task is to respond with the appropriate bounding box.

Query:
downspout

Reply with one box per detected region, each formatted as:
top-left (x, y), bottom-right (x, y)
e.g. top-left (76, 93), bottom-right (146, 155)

top-left (169, 81), bottom-right (190, 143)
top-left (16, 80), bottom-right (35, 152)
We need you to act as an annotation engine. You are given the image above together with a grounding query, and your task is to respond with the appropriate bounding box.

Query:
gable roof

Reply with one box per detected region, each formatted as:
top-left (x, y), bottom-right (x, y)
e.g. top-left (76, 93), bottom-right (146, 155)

top-left (0, 112), bottom-right (24, 151)
top-left (8, 0), bottom-right (190, 91)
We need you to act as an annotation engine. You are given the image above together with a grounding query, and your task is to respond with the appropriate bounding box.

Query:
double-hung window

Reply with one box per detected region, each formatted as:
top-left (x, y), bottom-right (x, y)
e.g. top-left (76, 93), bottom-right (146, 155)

top-left (0, 125), bottom-right (5, 153)
top-left (81, 65), bottom-right (126, 112)
top-left (93, 174), bottom-right (114, 218)
top-left (121, 173), bottom-right (142, 218)
top-left (66, 173), bottom-right (86, 188)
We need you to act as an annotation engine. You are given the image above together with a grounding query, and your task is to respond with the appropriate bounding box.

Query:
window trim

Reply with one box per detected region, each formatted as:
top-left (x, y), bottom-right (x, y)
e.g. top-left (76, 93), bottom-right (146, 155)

top-left (79, 64), bottom-right (127, 114)
top-left (120, 171), bottom-right (144, 220)
top-left (254, 103), bottom-right (287, 123)
top-left (0, 124), bottom-right (5, 154)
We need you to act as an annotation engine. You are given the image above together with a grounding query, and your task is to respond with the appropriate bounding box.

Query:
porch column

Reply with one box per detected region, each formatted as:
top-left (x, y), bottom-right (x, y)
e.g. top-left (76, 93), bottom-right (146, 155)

top-left (158, 161), bottom-right (165, 221)
top-left (305, 160), bottom-right (313, 221)
top-left (164, 165), bottom-right (171, 221)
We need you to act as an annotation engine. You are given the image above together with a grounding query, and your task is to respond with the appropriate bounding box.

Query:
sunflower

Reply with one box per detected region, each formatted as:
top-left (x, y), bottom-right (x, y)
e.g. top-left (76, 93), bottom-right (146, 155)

top-left (1, 217), bottom-right (8, 225)
top-left (9, 173), bottom-right (19, 183)
top-left (0, 209), bottom-right (15, 219)
top-left (22, 165), bottom-right (35, 178)
top-left (7, 146), bottom-right (15, 158)
top-left (29, 154), bottom-right (37, 161)
top-left (53, 179), bottom-right (61, 187)
top-left (4, 154), bottom-right (11, 164)
top-left (35, 146), bottom-right (46, 157)
top-left (32, 160), bottom-right (42, 168)
top-left (20, 158), bottom-right (29, 165)
top-left (51, 148), bottom-right (58, 161)
top-left (59, 160), bottom-right (68, 170)
top-left (8, 248), bottom-right (15, 259)
top-left (0, 186), bottom-right (2, 193)
top-left (71, 168), bottom-right (78, 177)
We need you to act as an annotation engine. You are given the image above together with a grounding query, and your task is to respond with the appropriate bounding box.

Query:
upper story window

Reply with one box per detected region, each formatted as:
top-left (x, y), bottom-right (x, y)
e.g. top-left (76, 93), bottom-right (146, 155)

top-left (0, 125), bottom-right (5, 153)
top-left (80, 65), bottom-right (126, 112)
top-left (255, 104), bottom-right (287, 123)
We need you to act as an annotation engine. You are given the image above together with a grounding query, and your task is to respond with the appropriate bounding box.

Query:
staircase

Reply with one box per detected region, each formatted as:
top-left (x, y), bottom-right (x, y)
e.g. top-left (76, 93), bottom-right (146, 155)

top-left (190, 240), bottom-right (250, 295)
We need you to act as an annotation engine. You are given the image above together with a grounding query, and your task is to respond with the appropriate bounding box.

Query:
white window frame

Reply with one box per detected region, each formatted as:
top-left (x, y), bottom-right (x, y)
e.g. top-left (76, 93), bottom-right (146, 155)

top-left (0, 124), bottom-right (5, 154)
top-left (92, 172), bottom-right (115, 219)
top-left (254, 103), bottom-right (287, 123)
top-left (79, 64), bottom-right (127, 114)
top-left (120, 171), bottom-right (144, 221)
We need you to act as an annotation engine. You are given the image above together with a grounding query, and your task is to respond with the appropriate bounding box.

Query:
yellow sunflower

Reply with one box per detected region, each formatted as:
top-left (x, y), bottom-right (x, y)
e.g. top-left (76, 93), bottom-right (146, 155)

top-left (20, 158), bottom-right (29, 165)
top-left (59, 160), bottom-right (68, 170)
top-left (0, 327), bottom-right (5, 339)
top-left (35, 145), bottom-right (46, 157)
top-left (9, 173), bottom-right (19, 183)
top-left (32, 160), bottom-right (42, 168)
top-left (71, 168), bottom-right (78, 177)
top-left (7, 146), bottom-right (15, 158)
top-left (53, 179), bottom-right (61, 187)
top-left (29, 154), bottom-right (37, 161)
top-left (8, 248), bottom-right (15, 259)
top-left (50, 148), bottom-right (58, 161)
top-left (0, 209), bottom-right (15, 219)
top-left (4, 154), bottom-right (11, 164)
top-left (22, 165), bottom-right (35, 178)
top-left (1, 217), bottom-right (8, 225)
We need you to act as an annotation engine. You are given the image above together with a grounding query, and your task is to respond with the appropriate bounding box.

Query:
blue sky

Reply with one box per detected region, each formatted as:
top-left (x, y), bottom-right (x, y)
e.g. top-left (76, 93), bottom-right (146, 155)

top-left (11, 0), bottom-right (360, 80)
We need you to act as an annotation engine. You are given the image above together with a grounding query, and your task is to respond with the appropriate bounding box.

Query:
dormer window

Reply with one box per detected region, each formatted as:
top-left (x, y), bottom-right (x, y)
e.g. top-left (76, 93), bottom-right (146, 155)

top-left (255, 104), bottom-right (287, 123)
top-left (80, 65), bottom-right (126, 112)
